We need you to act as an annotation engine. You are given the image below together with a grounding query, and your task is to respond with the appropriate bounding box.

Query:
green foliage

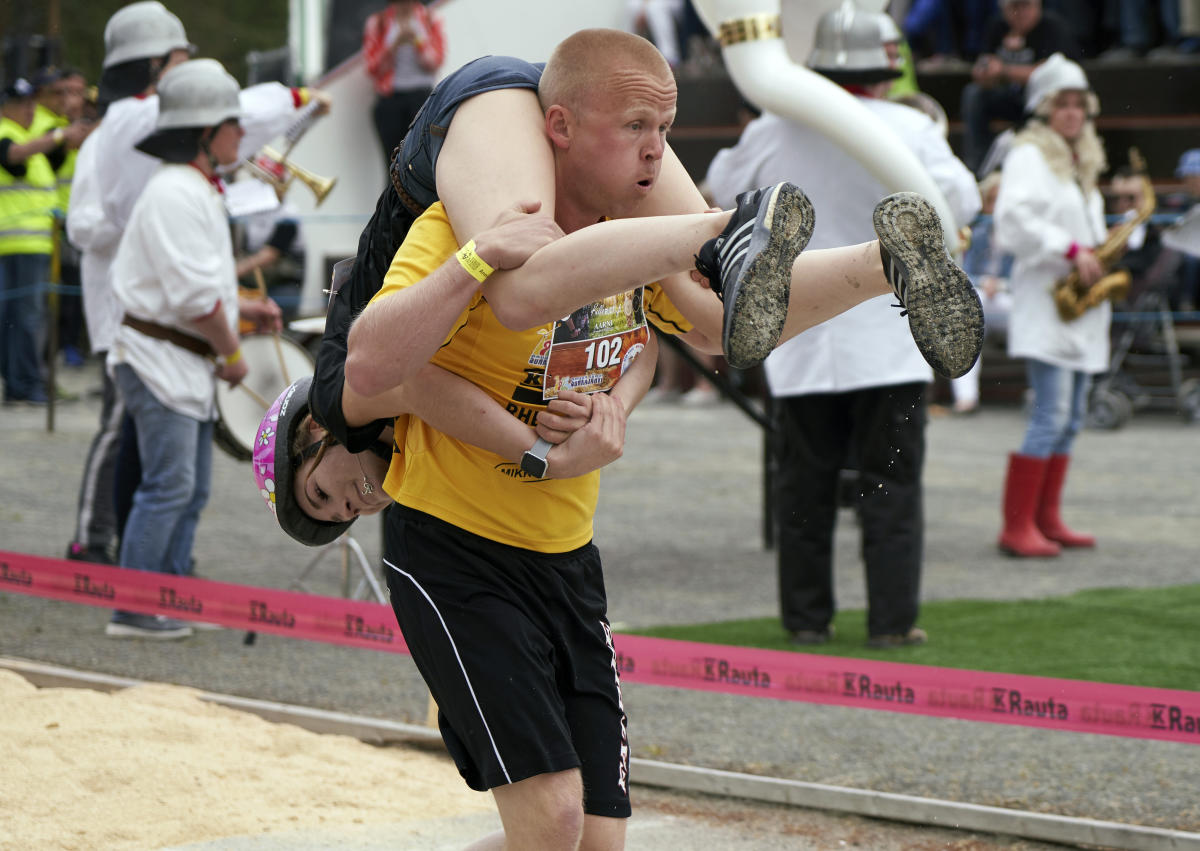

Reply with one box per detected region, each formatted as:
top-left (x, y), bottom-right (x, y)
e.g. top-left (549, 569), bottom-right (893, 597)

top-left (633, 584), bottom-right (1200, 691)
top-left (2, 0), bottom-right (289, 84)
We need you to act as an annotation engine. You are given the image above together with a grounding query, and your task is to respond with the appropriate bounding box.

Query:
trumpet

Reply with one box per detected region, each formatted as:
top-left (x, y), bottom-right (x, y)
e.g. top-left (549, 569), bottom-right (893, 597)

top-left (245, 145), bottom-right (336, 206)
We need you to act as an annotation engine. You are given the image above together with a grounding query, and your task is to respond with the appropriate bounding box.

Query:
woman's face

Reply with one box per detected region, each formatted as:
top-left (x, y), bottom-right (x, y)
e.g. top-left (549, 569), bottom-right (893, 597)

top-left (1047, 90), bottom-right (1087, 142)
top-left (207, 118), bottom-right (244, 167)
top-left (294, 440), bottom-right (391, 524)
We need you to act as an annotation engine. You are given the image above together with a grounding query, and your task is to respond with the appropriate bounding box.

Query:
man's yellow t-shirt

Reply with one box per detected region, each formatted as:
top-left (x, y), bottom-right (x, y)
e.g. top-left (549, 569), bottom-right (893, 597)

top-left (372, 202), bottom-right (692, 553)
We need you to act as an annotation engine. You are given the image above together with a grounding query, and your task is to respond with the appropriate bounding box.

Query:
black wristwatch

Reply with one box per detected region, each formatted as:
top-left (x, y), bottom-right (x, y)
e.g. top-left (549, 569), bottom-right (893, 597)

top-left (519, 437), bottom-right (553, 479)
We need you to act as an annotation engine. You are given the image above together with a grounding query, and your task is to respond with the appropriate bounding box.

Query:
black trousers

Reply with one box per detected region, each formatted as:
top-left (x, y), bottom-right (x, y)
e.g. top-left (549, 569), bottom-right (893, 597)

top-left (372, 88), bottom-right (432, 172)
top-left (773, 382), bottom-right (926, 637)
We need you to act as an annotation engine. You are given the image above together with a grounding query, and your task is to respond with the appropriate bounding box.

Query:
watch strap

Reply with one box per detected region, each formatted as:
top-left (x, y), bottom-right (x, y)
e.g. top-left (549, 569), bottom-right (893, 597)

top-left (520, 437), bottom-right (553, 478)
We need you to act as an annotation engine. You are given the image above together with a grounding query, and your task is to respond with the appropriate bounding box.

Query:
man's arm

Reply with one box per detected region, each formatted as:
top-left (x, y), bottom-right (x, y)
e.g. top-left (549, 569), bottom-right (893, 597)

top-left (342, 363), bottom-right (628, 480)
top-left (0, 122), bottom-right (89, 169)
top-left (345, 201), bottom-right (562, 397)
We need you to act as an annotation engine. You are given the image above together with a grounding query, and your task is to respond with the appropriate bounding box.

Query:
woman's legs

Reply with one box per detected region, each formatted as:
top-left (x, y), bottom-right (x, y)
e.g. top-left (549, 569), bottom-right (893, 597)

top-left (114, 364), bottom-right (203, 576)
top-left (1020, 358), bottom-right (1076, 457)
top-left (434, 90), bottom-right (975, 376)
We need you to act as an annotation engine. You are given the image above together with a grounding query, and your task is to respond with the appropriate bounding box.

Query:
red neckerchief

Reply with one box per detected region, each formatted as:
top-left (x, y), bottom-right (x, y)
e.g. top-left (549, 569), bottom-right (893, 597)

top-left (187, 162), bottom-right (225, 194)
top-left (842, 84), bottom-right (876, 98)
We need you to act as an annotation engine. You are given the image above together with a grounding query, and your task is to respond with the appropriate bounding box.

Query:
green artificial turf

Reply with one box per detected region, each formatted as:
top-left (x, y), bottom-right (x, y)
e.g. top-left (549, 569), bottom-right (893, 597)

top-left (630, 584), bottom-right (1200, 690)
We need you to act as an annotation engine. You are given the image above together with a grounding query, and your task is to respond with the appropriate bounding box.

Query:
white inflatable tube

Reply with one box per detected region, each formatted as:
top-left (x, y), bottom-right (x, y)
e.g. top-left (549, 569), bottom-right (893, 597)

top-left (692, 0), bottom-right (959, 249)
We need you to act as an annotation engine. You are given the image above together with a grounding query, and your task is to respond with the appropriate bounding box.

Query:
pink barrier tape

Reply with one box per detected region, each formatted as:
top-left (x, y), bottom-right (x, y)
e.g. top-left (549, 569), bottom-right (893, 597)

top-left (4, 549), bottom-right (1199, 744)
top-left (0, 551), bottom-right (404, 653)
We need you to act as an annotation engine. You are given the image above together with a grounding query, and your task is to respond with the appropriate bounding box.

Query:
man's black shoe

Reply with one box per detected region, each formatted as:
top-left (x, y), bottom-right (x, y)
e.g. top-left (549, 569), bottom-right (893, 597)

top-left (789, 626), bottom-right (833, 646)
top-left (873, 192), bottom-right (984, 379)
top-left (695, 182), bottom-right (814, 370)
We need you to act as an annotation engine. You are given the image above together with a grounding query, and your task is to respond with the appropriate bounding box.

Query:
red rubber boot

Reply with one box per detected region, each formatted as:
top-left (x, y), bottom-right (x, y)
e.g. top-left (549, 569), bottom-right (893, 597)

top-left (1037, 454), bottom-right (1096, 548)
top-left (997, 454), bottom-right (1061, 557)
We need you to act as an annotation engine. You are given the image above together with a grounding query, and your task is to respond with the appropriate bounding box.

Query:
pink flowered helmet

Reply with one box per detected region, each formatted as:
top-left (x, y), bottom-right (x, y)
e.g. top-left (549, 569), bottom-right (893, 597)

top-left (253, 376), bottom-right (354, 546)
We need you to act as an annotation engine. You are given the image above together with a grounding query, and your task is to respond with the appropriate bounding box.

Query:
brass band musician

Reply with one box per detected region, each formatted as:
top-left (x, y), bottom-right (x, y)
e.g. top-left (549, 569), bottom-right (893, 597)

top-left (992, 53), bottom-right (1108, 558)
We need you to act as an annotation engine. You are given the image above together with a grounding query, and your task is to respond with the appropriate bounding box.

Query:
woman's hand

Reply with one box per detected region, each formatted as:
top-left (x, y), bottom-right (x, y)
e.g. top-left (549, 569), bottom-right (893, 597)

top-left (1073, 247), bottom-right (1104, 288)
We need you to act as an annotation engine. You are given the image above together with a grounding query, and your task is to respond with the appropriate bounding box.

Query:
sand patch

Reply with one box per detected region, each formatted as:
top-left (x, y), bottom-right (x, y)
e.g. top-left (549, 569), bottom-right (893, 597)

top-left (0, 670), bottom-right (493, 850)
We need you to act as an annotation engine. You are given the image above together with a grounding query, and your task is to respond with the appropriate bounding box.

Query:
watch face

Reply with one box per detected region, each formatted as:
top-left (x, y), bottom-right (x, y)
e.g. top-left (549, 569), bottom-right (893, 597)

top-left (520, 451), bottom-right (548, 479)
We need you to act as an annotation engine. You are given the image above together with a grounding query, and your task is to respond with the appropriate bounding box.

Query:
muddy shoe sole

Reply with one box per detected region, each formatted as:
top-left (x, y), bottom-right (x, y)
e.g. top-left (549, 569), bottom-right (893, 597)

top-left (724, 184), bottom-right (814, 370)
top-left (873, 192), bottom-right (984, 379)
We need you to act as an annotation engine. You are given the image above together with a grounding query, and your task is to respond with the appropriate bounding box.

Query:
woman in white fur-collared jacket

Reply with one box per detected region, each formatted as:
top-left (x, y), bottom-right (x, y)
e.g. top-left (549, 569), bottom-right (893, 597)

top-left (992, 53), bottom-right (1108, 558)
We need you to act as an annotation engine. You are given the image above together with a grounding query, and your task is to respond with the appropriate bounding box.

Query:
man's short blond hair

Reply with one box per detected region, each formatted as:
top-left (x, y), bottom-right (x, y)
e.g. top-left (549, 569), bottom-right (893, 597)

top-left (538, 28), bottom-right (673, 114)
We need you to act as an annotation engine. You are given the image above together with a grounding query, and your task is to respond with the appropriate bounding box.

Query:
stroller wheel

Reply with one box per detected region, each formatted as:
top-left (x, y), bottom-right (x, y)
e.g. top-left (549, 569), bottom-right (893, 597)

top-left (1087, 387), bottom-right (1133, 430)
top-left (1178, 379), bottom-right (1200, 425)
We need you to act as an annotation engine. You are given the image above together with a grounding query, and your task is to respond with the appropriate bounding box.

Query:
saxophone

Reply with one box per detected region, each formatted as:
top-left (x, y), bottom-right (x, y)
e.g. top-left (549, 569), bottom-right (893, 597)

top-left (1053, 148), bottom-right (1156, 321)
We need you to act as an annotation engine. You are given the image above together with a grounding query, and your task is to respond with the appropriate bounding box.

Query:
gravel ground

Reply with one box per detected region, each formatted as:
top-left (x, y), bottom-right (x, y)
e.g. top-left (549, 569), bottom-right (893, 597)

top-left (3, 359), bottom-right (1199, 847)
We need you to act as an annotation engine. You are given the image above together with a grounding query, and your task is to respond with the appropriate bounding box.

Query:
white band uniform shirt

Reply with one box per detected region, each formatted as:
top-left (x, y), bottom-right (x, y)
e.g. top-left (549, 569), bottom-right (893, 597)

top-left (707, 100), bottom-right (981, 397)
top-left (993, 140), bottom-right (1109, 374)
top-left (107, 164), bottom-right (237, 420)
top-left (67, 82), bottom-right (302, 353)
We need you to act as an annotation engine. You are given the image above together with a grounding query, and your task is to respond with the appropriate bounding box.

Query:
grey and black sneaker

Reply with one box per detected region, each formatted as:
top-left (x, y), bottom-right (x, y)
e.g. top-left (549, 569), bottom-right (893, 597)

top-left (695, 182), bottom-right (814, 370)
top-left (105, 611), bottom-right (193, 640)
top-left (873, 192), bottom-right (984, 379)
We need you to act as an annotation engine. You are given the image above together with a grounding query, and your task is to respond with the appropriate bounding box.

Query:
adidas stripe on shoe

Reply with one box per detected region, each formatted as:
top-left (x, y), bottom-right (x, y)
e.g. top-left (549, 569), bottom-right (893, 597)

top-left (695, 182), bottom-right (814, 370)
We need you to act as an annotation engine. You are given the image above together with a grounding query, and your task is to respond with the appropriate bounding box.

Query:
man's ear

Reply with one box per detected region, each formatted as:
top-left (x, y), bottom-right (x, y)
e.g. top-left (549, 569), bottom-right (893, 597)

top-left (545, 104), bottom-right (572, 150)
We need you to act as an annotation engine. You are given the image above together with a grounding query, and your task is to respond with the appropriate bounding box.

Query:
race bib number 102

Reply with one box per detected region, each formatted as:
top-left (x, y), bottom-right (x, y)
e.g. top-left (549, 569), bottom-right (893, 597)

top-left (544, 287), bottom-right (649, 399)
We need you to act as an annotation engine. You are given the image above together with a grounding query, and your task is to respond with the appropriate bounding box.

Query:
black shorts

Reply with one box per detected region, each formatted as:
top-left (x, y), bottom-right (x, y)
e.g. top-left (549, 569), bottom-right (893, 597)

top-left (383, 506), bottom-right (631, 818)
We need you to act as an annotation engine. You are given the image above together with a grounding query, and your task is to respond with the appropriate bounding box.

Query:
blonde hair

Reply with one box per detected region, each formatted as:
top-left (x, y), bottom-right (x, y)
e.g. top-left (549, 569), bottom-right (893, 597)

top-left (1011, 119), bottom-right (1108, 196)
top-left (538, 28), bottom-right (672, 115)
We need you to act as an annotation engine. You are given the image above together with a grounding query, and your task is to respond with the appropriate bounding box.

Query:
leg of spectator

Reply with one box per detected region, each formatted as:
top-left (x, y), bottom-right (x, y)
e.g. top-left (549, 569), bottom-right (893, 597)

top-left (960, 82), bottom-right (990, 174)
top-left (111, 413), bottom-right (140, 556)
top-left (69, 365), bottom-right (124, 560)
top-left (774, 393), bottom-right (843, 639)
top-left (113, 364), bottom-right (200, 576)
top-left (6, 254), bottom-right (50, 402)
top-left (0, 255), bottom-right (12, 397)
top-left (164, 419), bottom-right (213, 576)
top-left (644, 0), bottom-right (684, 67)
top-left (951, 358), bottom-right (982, 412)
top-left (855, 383), bottom-right (926, 638)
top-left (1161, 0), bottom-right (1182, 43)
top-left (1118, 0), bottom-right (1154, 51)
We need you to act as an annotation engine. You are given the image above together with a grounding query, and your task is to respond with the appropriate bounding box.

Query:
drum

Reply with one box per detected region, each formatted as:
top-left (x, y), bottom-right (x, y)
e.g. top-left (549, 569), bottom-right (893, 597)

top-left (214, 334), bottom-right (315, 461)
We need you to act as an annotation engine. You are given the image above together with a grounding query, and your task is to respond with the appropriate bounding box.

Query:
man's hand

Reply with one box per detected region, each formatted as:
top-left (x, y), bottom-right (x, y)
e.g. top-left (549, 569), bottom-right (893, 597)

top-left (238, 296), bottom-right (283, 333)
top-left (536, 388), bottom-right (593, 444)
top-left (63, 121), bottom-right (93, 149)
top-left (545, 392), bottom-right (626, 479)
top-left (309, 88), bottom-right (333, 116)
top-left (972, 55), bottom-right (1004, 86)
top-left (472, 201), bottom-right (564, 272)
top-left (216, 358), bottom-right (249, 388)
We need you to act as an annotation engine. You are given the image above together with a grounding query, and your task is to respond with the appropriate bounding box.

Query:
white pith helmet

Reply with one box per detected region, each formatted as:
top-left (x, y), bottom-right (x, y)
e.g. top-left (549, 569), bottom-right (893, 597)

top-left (876, 11), bottom-right (902, 45)
top-left (155, 58), bottom-right (241, 130)
top-left (807, 0), bottom-right (902, 82)
top-left (103, 1), bottom-right (193, 69)
top-left (1024, 53), bottom-right (1095, 114)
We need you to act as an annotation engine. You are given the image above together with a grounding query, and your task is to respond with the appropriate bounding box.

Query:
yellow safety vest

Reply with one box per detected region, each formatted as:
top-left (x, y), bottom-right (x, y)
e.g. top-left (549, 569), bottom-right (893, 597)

top-left (0, 116), bottom-right (57, 256)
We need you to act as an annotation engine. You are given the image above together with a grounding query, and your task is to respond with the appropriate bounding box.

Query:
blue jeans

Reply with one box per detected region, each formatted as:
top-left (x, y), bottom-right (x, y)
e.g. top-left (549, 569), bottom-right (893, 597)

top-left (113, 364), bottom-right (214, 576)
top-left (1020, 358), bottom-right (1091, 457)
top-left (396, 55), bottom-right (543, 211)
top-left (1116, 0), bottom-right (1180, 48)
top-left (0, 252), bottom-right (49, 401)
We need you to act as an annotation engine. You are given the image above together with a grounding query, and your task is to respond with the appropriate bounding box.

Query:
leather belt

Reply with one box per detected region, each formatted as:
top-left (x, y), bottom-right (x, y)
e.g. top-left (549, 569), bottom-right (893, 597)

top-left (389, 139), bottom-right (429, 218)
top-left (121, 315), bottom-right (215, 358)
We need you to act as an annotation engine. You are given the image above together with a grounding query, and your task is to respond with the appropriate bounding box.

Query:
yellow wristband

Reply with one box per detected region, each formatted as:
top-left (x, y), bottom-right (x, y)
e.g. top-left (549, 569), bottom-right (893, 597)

top-left (52, 127), bottom-right (66, 147)
top-left (456, 239), bottom-right (495, 283)
top-left (221, 347), bottom-right (243, 366)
